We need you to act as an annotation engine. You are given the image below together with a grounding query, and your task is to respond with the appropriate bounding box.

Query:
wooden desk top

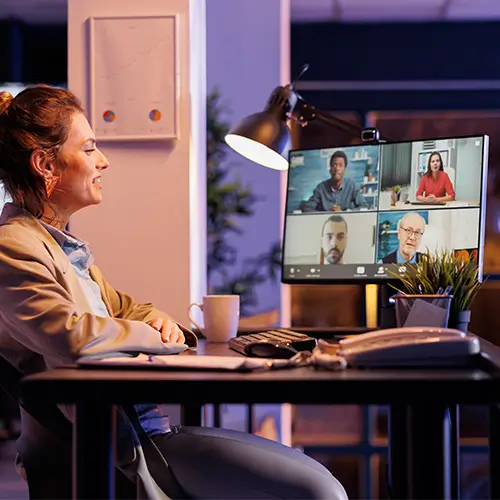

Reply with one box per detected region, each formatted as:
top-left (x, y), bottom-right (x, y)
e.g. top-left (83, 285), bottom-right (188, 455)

top-left (21, 341), bottom-right (500, 407)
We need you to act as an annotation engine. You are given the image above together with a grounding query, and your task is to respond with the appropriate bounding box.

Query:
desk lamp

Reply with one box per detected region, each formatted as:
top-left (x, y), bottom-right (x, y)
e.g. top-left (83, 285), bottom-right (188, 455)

top-left (224, 64), bottom-right (375, 170)
top-left (224, 65), bottom-right (387, 329)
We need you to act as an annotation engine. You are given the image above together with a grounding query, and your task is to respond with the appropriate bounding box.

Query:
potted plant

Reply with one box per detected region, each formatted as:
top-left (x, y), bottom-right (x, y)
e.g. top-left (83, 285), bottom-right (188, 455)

top-left (388, 249), bottom-right (485, 332)
top-left (206, 88), bottom-right (282, 316)
top-left (390, 185), bottom-right (401, 206)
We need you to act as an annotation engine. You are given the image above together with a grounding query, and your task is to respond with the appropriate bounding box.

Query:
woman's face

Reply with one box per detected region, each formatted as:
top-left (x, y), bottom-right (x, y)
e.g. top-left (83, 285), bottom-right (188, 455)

top-left (430, 154), bottom-right (442, 172)
top-left (50, 112), bottom-right (109, 214)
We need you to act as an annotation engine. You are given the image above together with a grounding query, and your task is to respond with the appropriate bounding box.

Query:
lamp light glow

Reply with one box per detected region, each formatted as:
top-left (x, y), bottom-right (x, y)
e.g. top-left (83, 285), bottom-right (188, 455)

top-left (225, 134), bottom-right (289, 171)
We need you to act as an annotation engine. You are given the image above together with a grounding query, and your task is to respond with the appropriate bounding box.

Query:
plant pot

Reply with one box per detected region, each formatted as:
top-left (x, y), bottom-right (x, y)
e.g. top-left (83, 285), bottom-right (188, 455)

top-left (393, 294), bottom-right (452, 328)
top-left (455, 310), bottom-right (471, 333)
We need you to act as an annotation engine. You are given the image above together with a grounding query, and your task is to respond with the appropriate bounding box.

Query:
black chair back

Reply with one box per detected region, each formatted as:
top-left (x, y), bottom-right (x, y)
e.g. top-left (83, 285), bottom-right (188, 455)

top-left (0, 355), bottom-right (72, 439)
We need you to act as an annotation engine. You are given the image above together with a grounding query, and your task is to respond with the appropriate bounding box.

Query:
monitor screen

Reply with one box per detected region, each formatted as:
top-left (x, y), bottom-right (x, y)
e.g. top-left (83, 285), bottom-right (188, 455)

top-left (282, 135), bottom-right (488, 283)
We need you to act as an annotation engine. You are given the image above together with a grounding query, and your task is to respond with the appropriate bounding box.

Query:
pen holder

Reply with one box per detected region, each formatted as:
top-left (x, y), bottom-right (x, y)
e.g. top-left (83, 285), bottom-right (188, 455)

top-left (393, 294), bottom-right (453, 328)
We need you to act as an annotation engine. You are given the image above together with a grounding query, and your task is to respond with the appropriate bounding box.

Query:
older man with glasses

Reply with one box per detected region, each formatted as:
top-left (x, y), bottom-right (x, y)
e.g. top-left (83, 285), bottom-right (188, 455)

top-left (380, 212), bottom-right (426, 264)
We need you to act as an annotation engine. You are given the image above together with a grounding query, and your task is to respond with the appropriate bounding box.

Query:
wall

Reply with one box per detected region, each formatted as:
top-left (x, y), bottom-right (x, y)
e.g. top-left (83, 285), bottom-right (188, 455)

top-left (455, 138), bottom-right (483, 201)
top-left (291, 21), bottom-right (500, 112)
top-left (423, 208), bottom-right (480, 252)
top-left (292, 21), bottom-right (500, 82)
top-left (206, 0), bottom-right (289, 318)
top-left (67, 0), bottom-right (206, 324)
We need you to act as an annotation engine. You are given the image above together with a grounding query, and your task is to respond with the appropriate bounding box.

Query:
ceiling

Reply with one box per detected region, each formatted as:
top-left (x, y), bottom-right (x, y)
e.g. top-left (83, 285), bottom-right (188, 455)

top-left (292, 0), bottom-right (500, 22)
top-left (1, 0), bottom-right (500, 24)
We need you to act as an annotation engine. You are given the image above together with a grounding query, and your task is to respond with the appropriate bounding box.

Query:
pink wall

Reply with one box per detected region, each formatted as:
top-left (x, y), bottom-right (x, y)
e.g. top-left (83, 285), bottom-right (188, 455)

top-left (67, 0), bottom-right (207, 324)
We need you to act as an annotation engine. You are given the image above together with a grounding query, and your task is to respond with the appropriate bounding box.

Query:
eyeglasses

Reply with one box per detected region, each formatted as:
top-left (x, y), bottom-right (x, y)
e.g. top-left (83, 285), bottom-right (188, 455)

top-left (400, 226), bottom-right (424, 238)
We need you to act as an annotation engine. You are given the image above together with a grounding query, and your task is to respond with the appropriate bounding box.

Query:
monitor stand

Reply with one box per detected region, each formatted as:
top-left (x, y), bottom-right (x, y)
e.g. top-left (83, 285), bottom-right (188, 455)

top-left (378, 282), bottom-right (397, 329)
top-left (293, 324), bottom-right (378, 338)
top-left (290, 283), bottom-right (396, 339)
top-left (291, 129), bottom-right (396, 338)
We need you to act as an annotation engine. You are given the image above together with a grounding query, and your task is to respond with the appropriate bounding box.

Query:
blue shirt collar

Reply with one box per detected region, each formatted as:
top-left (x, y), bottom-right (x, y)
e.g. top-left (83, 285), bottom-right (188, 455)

top-left (38, 220), bottom-right (94, 271)
top-left (397, 248), bottom-right (417, 264)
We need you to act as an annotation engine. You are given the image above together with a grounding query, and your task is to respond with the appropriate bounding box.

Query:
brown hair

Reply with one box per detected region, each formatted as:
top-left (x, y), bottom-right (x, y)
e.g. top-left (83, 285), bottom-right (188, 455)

top-left (0, 85), bottom-right (84, 217)
top-left (425, 151), bottom-right (444, 177)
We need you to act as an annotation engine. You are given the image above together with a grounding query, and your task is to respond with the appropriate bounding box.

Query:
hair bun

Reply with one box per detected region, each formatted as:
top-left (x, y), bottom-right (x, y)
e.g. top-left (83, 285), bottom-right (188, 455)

top-left (0, 91), bottom-right (14, 115)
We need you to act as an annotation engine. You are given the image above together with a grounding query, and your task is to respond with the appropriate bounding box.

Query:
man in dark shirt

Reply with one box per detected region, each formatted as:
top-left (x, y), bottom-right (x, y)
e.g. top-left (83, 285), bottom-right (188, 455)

top-left (321, 215), bottom-right (348, 264)
top-left (300, 151), bottom-right (368, 212)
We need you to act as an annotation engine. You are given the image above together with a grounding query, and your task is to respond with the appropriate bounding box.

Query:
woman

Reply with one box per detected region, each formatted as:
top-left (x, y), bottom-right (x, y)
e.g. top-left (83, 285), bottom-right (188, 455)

top-left (416, 151), bottom-right (455, 203)
top-left (0, 86), bottom-right (347, 499)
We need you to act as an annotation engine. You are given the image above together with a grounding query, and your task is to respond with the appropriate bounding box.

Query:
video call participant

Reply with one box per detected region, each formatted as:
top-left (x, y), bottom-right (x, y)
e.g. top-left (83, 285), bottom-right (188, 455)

top-left (301, 150), bottom-right (368, 212)
top-left (321, 215), bottom-right (348, 264)
top-left (380, 212), bottom-right (425, 264)
top-left (416, 151), bottom-right (455, 203)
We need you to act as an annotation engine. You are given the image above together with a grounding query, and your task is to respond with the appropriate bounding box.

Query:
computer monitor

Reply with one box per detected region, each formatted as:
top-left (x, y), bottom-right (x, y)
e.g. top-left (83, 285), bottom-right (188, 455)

top-left (282, 135), bottom-right (489, 284)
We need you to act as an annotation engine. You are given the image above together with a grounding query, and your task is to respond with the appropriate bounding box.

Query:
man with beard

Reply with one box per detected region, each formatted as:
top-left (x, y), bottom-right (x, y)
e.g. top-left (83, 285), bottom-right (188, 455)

top-left (321, 215), bottom-right (348, 265)
top-left (301, 150), bottom-right (367, 212)
top-left (380, 212), bottom-right (425, 264)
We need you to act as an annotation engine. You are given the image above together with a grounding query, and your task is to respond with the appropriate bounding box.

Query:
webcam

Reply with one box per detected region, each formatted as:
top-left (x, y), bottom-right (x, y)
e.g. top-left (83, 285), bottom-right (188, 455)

top-left (361, 128), bottom-right (380, 143)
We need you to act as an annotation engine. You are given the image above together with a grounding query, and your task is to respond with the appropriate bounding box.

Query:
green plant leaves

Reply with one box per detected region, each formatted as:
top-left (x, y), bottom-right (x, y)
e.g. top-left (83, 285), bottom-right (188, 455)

top-left (207, 88), bottom-right (282, 315)
top-left (387, 249), bottom-right (485, 319)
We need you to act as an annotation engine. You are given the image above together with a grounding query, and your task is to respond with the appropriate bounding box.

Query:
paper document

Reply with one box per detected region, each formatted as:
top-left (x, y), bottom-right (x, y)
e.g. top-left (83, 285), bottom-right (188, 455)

top-left (404, 299), bottom-right (449, 327)
top-left (77, 354), bottom-right (290, 371)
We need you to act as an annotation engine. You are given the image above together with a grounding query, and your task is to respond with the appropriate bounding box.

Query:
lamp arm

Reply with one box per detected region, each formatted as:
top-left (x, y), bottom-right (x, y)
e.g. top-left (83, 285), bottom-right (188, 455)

top-left (315, 108), bottom-right (365, 136)
top-left (289, 90), bottom-right (392, 142)
top-left (291, 97), bottom-right (362, 135)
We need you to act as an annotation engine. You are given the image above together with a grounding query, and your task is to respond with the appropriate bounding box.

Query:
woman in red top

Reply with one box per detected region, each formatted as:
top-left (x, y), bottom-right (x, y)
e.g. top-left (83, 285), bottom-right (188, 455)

top-left (416, 151), bottom-right (456, 202)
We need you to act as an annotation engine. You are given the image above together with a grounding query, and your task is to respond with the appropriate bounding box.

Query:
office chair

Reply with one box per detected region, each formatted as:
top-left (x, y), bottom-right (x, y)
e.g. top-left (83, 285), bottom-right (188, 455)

top-left (0, 354), bottom-right (76, 498)
top-left (0, 354), bottom-right (185, 499)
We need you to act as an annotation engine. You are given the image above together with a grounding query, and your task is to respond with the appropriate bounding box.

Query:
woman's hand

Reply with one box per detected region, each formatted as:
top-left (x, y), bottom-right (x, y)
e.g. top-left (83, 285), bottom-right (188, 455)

top-left (148, 317), bottom-right (185, 344)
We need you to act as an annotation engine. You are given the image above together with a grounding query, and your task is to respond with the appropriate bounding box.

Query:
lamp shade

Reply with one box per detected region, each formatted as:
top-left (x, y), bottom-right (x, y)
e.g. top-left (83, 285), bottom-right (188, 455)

top-left (225, 111), bottom-right (290, 171)
top-left (225, 86), bottom-right (294, 171)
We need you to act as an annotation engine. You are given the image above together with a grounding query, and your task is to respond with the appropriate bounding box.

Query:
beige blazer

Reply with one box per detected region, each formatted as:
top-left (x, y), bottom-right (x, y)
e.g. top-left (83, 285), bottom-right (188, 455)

top-left (0, 203), bottom-right (197, 375)
top-left (0, 203), bottom-right (196, 498)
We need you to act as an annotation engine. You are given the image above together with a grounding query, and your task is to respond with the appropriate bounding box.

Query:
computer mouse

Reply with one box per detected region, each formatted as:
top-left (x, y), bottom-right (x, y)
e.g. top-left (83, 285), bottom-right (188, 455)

top-left (244, 341), bottom-right (298, 359)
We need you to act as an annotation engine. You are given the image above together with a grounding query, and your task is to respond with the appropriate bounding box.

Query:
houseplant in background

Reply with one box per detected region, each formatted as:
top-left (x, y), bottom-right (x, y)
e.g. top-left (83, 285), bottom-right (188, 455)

top-left (390, 185), bottom-right (401, 206)
top-left (206, 88), bottom-right (282, 316)
top-left (389, 249), bottom-right (484, 332)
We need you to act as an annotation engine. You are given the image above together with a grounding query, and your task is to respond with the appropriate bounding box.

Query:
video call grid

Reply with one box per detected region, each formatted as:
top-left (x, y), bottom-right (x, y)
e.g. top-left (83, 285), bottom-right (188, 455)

top-left (282, 136), bottom-right (486, 272)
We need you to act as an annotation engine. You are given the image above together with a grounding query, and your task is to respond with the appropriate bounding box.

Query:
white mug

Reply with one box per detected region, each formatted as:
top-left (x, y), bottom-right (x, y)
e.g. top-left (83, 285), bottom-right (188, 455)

top-left (188, 295), bottom-right (240, 342)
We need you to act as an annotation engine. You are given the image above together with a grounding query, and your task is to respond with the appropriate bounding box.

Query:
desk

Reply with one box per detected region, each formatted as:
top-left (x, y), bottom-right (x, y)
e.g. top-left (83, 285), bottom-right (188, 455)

top-left (382, 200), bottom-right (480, 211)
top-left (21, 341), bottom-right (500, 500)
top-left (289, 201), bottom-right (480, 215)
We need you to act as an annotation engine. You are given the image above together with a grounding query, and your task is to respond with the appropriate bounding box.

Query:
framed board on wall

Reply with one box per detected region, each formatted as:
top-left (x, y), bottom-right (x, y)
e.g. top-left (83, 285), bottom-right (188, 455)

top-left (89, 15), bottom-right (179, 141)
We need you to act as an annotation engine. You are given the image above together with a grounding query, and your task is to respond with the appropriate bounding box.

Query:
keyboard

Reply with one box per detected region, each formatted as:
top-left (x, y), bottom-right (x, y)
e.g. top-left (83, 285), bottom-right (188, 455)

top-left (229, 329), bottom-right (317, 356)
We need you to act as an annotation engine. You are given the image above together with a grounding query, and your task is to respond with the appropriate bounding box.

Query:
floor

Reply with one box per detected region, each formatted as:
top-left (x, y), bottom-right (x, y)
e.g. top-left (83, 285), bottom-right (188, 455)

top-left (0, 440), bottom-right (28, 499)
